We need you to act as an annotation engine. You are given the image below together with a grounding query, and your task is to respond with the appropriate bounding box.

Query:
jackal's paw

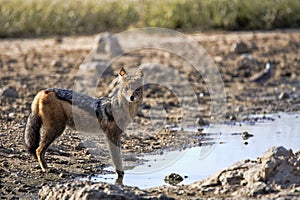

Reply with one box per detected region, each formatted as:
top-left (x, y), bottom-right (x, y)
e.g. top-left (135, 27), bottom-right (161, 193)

top-left (115, 170), bottom-right (124, 185)
top-left (40, 168), bottom-right (60, 174)
top-left (115, 177), bottom-right (124, 185)
top-left (48, 168), bottom-right (60, 174)
top-left (41, 167), bottom-right (48, 173)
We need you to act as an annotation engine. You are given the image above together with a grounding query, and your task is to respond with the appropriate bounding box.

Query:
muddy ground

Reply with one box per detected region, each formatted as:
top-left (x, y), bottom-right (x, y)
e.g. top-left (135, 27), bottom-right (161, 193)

top-left (0, 30), bottom-right (299, 199)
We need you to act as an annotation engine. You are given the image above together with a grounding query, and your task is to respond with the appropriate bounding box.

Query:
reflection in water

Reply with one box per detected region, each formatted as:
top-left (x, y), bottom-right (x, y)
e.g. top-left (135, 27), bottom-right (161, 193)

top-left (78, 113), bottom-right (300, 189)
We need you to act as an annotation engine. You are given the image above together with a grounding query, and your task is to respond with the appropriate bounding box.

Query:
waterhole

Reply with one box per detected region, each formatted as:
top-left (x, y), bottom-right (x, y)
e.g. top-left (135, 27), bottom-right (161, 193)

top-left (78, 112), bottom-right (300, 189)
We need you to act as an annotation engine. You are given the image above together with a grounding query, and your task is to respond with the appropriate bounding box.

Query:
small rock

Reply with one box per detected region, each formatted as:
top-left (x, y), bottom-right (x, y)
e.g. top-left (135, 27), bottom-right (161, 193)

top-left (13, 180), bottom-right (21, 184)
top-left (196, 117), bottom-right (208, 126)
top-left (225, 114), bottom-right (237, 121)
top-left (213, 56), bottom-right (223, 62)
top-left (8, 113), bottom-right (15, 118)
top-left (241, 180), bottom-right (248, 186)
top-left (258, 146), bottom-right (300, 189)
top-left (157, 193), bottom-right (173, 200)
top-left (235, 106), bottom-right (243, 112)
top-left (250, 41), bottom-right (258, 50)
top-left (55, 36), bottom-right (63, 44)
top-left (250, 182), bottom-right (267, 196)
top-left (231, 41), bottom-right (251, 54)
top-left (59, 173), bottom-right (66, 178)
top-left (0, 87), bottom-right (19, 98)
top-left (2, 161), bottom-right (9, 168)
top-left (229, 114), bottom-right (237, 121)
top-left (175, 189), bottom-right (185, 195)
top-left (197, 128), bottom-right (204, 132)
top-left (164, 173), bottom-right (184, 185)
top-left (7, 58), bottom-right (18, 64)
top-left (278, 92), bottom-right (289, 100)
top-left (242, 132), bottom-right (254, 140)
top-left (237, 54), bottom-right (257, 68)
top-left (51, 60), bottom-right (63, 67)
top-left (75, 142), bottom-right (85, 151)
top-left (95, 32), bottom-right (123, 58)
top-left (262, 146), bottom-right (292, 160)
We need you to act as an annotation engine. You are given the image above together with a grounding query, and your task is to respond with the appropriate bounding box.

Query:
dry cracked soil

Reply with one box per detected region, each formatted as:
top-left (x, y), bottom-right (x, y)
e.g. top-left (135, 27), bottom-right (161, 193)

top-left (0, 30), bottom-right (299, 199)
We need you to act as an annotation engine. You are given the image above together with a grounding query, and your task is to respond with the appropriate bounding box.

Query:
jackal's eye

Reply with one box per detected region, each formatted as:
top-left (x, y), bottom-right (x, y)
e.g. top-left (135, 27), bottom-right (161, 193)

top-left (134, 87), bottom-right (142, 94)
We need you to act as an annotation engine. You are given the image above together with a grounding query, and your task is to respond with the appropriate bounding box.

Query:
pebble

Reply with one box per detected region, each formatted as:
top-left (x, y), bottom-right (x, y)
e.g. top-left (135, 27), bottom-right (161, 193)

top-left (196, 117), bottom-right (208, 126)
top-left (242, 131), bottom-right (254, 140)
top-left (95, 32), bottom-right (123, 58)
top-left (75, 142), bottom-right (85, 150)
top-left (164, 173), bottom-right (184, 185)
top-left (175, 189), bottom-right (185, 195)
top-left (235, 106), bottom-right (243, 112)
top-left (2, 161), bottom-right (9, 168)
top-left (231, 41), bottom-right (252, 54)
top-left (0, 87), bottom-right (19, 98)
top-left (229, 114), bottom-right (237, 121)
top-left (278, 92), bottom-right (289, 100)
top-left (8, 113), bottom-right (15, 118)
top-left (157, 194), bottom-right (171, 199)
top-left (13, 179), bottom-right (21, 184)
top-left (55, 36), bottom-right (63, 44)
top-left (51, 60), bottom-right (63, 67)
top-left (250, 182), bottom-right (267, 196)
top-left (240, 180), bottom-right (248, 186)
top-left (59, 173), bottom-right (67, 178)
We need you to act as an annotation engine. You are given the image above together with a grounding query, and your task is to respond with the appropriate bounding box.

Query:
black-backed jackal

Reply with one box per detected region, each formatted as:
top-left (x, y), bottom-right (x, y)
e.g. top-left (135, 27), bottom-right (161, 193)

top-left (24, 68), bottom-right (143, 182)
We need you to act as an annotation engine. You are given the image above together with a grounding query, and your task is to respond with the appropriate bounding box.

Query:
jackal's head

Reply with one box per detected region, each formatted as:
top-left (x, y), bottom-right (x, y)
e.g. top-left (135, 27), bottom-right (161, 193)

top-left (118, 67), bottom-right (143, 104)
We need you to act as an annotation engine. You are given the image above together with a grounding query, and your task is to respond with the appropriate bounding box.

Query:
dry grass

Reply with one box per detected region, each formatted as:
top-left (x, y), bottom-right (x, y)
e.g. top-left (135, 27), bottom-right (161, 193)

top-left (0, 0), bottom-right (299, 37)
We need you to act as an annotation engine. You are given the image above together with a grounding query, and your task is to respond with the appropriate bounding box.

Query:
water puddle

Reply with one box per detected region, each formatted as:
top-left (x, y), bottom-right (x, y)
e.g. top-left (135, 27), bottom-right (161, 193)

top-left (78, 112), bottom-right (300, 189)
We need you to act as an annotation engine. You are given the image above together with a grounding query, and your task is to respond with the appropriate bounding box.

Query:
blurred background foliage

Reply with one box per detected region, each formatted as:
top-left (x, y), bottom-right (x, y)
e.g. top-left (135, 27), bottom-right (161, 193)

top-left (0, 0), bottom-right (299, 37)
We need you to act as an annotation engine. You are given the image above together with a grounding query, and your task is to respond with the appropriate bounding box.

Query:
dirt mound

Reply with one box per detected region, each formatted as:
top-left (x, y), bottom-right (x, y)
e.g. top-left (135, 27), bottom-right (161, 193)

top-left (39, 181), bottom-right (172, 200)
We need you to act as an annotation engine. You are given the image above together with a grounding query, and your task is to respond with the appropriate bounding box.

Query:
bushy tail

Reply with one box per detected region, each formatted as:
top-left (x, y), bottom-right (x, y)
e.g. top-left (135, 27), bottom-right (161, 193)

top-left (24, 100), bottom-right (42, 158)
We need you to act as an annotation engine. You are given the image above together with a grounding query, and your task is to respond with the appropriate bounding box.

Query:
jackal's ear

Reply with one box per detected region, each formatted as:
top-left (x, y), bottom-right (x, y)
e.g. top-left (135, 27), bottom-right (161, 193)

top-left (119, 67), bottom-right (127, 77)
top-left (136, 68), bottom-right (144, 78)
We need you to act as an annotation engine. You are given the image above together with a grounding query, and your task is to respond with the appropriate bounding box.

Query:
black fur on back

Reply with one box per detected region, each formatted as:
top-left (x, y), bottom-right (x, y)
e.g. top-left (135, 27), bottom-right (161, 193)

top-left (45, 88), bottom-right (114, 121)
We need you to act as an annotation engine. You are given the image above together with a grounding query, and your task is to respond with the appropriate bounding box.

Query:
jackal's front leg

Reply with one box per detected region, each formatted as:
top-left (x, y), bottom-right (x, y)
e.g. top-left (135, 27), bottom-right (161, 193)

top-left (106, 137), bottom-right (124, 183)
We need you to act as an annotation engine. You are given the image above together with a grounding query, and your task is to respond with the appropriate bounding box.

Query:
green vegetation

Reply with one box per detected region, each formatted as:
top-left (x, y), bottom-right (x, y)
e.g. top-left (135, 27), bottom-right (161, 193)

top-left (0, 0), bottom-right (299, 37)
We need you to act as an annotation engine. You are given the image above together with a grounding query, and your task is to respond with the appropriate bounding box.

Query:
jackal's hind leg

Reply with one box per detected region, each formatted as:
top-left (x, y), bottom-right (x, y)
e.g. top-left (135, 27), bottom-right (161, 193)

top-left (36, 125), bottom-right (65, 172)
top-left (36, 144), bottom-right (48, 172)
